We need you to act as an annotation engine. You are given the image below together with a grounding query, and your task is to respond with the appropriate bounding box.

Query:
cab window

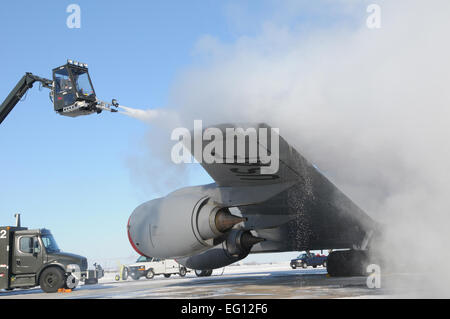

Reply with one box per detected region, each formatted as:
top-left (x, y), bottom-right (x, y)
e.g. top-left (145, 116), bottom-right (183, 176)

top-left (71, 68), bottom-right (94, 97)
top-left (137, 256), bottom-right (152, 263)
top-left (19, 237), bottom-right (34, 254)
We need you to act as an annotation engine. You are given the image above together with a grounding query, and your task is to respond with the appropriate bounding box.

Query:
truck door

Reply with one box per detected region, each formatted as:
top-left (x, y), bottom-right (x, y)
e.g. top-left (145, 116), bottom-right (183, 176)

top-left (166, 260), bottom-right (178, 273)
top-left (12, 235), bottom-right (43, 275)
top-left (151, 258), bottom-right (164, 273)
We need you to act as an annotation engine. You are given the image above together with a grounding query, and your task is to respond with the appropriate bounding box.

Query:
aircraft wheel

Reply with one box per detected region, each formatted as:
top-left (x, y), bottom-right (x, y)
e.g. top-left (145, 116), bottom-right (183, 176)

top-left (195, 269), bottom-right (203, 277)
top-left (122, 267), bottom-right (129, 280)
top-left (195, 269), bottom-right (212, 277)
top-left (327, 250), bottom-right (369, 277)
top-left (130, 272), bottom-right (140, 280)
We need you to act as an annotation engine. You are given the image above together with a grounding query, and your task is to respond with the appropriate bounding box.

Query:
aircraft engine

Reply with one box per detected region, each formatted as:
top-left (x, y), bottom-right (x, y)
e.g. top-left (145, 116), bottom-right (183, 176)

top-left (127, 188), bottom-right (246, 259)
top-left (177, 229), bottom-right (265, 270)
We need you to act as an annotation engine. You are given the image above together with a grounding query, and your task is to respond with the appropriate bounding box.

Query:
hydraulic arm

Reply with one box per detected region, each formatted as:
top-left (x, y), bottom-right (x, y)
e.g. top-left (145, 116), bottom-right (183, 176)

top-left (0, 73), bottom-right (52, 125)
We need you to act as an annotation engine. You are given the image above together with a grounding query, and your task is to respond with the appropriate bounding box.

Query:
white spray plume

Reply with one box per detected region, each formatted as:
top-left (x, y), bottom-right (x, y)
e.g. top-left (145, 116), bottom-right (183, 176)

top-left (119, 105), bottom-right (159, 123)
top-left (119, 105), bottom-right (181, 128)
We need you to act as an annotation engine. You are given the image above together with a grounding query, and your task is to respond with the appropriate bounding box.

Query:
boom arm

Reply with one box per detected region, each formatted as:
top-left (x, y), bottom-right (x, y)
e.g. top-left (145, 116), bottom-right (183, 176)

top-left (0, 72), bottom-right (52, 125)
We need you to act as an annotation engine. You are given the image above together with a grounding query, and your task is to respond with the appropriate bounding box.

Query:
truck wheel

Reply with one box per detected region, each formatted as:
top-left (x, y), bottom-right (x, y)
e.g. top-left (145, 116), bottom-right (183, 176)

top-left (179, 267), bottom-right (187, 277)
top-left (313, 265), bottom-right (317, 268)
top-left (323, 261), bottom-right (327, 268)
top-left (115, 275), bottom-right (120, 281)
top-left (302, 263), bottom-right (307, 269)
top-left (291, 264), bottom-right (296, 269)
top-left (85, 278), bottom-right (98, 285)
top-left (40, 267), bottom-right (65, 293)
top-left (65, 274), bottom-right (79, 289)
top-left (164, 274), bottom-right (171, 278)
top-left (146, 270), bottom-right (154, 279)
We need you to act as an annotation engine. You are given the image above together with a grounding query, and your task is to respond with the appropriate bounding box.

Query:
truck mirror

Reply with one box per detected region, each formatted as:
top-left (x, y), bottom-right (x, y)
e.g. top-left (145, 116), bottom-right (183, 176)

top-left (33, 239), bottom-right (41, 255)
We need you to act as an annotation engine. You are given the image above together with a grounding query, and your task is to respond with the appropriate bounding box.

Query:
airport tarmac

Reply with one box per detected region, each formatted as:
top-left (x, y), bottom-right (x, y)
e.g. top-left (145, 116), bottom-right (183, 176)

top-left (0, 263), bottom-right (422, 299)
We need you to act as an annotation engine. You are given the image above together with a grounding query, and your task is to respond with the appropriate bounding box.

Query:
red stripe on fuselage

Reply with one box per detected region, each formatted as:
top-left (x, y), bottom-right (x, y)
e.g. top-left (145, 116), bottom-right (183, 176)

top-left (127, 216), bottom-right (149, 257)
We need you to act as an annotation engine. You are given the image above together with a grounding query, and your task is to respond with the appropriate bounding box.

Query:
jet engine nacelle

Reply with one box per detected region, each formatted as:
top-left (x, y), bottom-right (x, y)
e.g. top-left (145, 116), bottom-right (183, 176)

top-left (177, 229), bottom-right (265, 270)
top-left (127, 187), bottom-right (245, 259)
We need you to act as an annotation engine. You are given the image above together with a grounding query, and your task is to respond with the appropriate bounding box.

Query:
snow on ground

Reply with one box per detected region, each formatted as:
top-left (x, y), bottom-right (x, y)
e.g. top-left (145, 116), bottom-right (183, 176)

top-left (100, 262), bottom-right (321, 283)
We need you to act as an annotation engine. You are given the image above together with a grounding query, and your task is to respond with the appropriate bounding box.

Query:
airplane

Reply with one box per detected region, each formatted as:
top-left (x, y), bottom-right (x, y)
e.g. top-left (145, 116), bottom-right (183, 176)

top-left (127, 123), bottom-right (382, 277)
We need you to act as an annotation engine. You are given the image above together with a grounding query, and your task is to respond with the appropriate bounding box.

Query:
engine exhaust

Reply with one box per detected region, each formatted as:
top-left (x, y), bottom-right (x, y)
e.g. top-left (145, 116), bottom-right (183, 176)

top-left (214, 209), bottom-right (247, 233)
top-left (239, 231), bottom-right (265, 251)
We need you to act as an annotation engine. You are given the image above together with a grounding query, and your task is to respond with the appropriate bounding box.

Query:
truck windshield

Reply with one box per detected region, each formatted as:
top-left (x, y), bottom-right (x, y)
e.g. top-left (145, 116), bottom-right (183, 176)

top-left (136, 256), bottom-right (152, 263)
top-left (41, 234), bottom-right (60, 253)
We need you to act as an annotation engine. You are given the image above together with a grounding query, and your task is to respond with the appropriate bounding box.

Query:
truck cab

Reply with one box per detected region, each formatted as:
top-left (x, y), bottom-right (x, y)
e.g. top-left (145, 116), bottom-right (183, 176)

top-left (0, 217), bottom-right (95, 293)
top-left (127, 256), bottom-right (188, 280)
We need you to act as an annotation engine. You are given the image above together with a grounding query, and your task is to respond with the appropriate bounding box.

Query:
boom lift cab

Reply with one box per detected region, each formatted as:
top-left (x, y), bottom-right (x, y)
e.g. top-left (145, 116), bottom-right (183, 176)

top-left (0, 214), bottom-right (102, 293)
top-left (0, 59), bottom-right (119, 125)
top-left (52, 61), bottom-right (97, 117)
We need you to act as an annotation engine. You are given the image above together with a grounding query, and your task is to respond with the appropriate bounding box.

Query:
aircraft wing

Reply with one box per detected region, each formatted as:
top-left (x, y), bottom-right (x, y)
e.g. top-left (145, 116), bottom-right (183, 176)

top-left (190, 123), bottom-right (378, 251)
top-left (190, 123), bottom-right (303, 187)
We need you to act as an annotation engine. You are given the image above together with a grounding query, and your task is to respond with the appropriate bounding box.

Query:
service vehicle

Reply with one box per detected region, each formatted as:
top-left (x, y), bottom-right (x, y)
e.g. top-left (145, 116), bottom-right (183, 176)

top-left (290, 252), bottom-right (328, 269)
top-left (0, 214), bottom-right (102, 293)
top-left (126, 256), bottom-right (189, 280)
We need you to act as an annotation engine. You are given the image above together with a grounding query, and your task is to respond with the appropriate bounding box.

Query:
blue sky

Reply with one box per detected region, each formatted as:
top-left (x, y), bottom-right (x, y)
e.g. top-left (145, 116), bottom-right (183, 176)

top-left (0, 1), bottom-right (367, 266)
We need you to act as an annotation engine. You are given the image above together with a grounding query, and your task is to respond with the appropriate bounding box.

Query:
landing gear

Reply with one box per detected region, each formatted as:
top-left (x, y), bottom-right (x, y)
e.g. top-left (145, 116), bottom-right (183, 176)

top-left (130, 272), bottom-right (140, 280)
top-left (326, 250), bottom-right (370, 277)
top-left (195, 269), bottom-right (213, 277)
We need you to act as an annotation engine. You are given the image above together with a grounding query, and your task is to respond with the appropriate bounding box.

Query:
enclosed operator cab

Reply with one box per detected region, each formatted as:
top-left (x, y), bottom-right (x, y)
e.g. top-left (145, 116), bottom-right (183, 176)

top-left (0, 59), bottom-right (119, 125)
top-left (52, 60), bottom-right (98, 117)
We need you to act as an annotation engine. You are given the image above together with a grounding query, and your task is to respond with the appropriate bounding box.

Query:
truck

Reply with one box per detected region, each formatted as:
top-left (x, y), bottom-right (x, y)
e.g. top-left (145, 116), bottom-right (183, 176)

top-left (0, 214), bottom-right (102, 293)
top-left (290, 252), bottom-right (328, 269)
top-left (125, 256), bottom-right (188, 280)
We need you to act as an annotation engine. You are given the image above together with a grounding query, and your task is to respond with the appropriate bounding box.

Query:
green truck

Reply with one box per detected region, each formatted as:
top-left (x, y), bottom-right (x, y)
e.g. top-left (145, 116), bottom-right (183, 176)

top-left (0, 214), bottom-right (102, 293)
